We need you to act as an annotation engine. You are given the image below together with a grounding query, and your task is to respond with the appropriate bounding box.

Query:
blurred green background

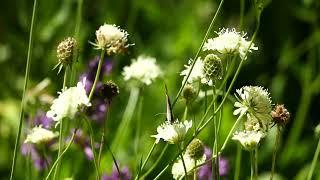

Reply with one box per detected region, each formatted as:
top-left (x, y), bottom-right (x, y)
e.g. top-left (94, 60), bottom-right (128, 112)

top-left (0, 0), bottom-right (320, 179)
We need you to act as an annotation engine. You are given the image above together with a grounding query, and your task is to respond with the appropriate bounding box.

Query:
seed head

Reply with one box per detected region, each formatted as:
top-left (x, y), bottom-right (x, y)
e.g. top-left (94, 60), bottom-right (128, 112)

top-left (100, 80), bottom-right (119, 102)
top-left (57, 37), bottom-right (78, 67)
top-left (182, 85), bottom-right (197, 104)
top-left (271, 104), bottom-right (290, 126)
top-left (186, 138), bottom-right (205, 160)
top-left (203, 54), bottom-right (223, 82)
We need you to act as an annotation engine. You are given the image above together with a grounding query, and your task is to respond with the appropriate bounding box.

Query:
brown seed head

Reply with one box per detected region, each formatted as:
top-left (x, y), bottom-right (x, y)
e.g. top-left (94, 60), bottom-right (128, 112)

top-left (271, 104), bottom-right (290, 126)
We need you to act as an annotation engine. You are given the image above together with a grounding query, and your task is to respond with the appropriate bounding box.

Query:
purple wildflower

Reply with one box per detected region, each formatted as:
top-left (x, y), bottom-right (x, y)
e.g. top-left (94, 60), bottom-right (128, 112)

top-left (198, 147), bottom-right (229, 180)
top-left (21, 143), bottom-right (51, 170)
top-left (73, 129), bottom-right (99, 161)
top-left (102, 165), bottom-right (132, 180)
top-left (33, 111), bottom-right (54, 129)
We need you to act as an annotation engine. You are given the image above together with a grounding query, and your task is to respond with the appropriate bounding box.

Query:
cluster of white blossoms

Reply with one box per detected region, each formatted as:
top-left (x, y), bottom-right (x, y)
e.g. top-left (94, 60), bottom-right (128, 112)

top-left (94, 23), bottom-right (129, 55)
top-left (24, 126), bottom-right (58, 144)
top-left (232, 86), bottom-right (273, 150)
top-left (151, 120), bottom-right (192, 144)
top-left (171, 153), bottom-right (206, 179)
top-left (122, 55), bottom-right (162, 86)
top-left (180, 58), bottom-right (213, 86)
top-left (203, 28), bottom-right (258, 60)
top-left (47, 79), bottom-right (91, 126)
top-left (232, 130), bottom-right (264, 151)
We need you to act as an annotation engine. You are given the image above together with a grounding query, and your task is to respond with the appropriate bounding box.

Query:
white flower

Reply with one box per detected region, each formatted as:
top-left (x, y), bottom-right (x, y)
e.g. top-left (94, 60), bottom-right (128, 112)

top-left (151, 120), bottom-right (192, 144)
top-left (122, 55), bottom-right (162, 86)
top-left (203, 28), bottom-right (258, 60)
top-left (24, 126), bottom-right (58, 144)
top-left (94, 23), bottom-right (129, 54)
top-left (47, 79), bottom-right (91, 126)
top-left (172, 153), bottom-right (206, 179)
top-left (232, 130), bottom-right (265, 151)
top-left (234, 86), bottom-right (272, 131)
top-left (180, 58), bottom-right (213, 86)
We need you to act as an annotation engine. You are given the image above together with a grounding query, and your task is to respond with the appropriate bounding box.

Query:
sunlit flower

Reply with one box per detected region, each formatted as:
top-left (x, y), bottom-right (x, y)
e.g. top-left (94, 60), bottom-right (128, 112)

top-left (180, 58), bottom-right (213, 86)
top-left (203, 28), bottom-right (258, 60)
top-left (24, 126), bottom-right (58, 144)
top-left (232, 130), bottom-right (265, 151)
top-left (47, 79), bottom-right (91, 126)
top-left (234, 86), bottom-right (272, 131)
top-left (151, 120), bottom-right (192, 144)
top-left (122, 55), bottom-right (162, 86)
top-left (94, 23), bottom-right (129, 55)
top-left (172, 153), bottom-right (206, 179)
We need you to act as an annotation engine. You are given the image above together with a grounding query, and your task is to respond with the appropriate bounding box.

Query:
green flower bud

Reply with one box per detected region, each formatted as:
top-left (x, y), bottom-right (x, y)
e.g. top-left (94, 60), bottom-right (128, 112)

top-left (186, 138), bottom-right (205, 160)
top-left (203, 54), bottom-right (223, 82)
top-left (182, 85), bottom-right (197, 104)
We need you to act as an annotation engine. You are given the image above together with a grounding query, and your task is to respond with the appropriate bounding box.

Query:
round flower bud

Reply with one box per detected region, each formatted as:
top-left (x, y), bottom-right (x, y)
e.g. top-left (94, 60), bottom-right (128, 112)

top-left (100, 80), bottom-right (119, 102)
top-left (203, 54), bottom-right (223, 82)
top-left (182, 85), bottom-right (197, 104)
top-left (57, 37), bottom-right (78, 67)
top-left (271, 104), bottom-right (290, 126)
top-left (314, 124), bottom-right (320, 138)
top-left (186, 138), bottom-right (205, 160)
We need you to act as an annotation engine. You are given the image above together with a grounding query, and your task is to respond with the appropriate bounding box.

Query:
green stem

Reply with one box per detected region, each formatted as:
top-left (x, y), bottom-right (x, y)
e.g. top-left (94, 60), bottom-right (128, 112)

top-left (177, 144), bottom-right (188, 180)
top-left (53, 67), bottom-right (68, 180)
top-left (172, 0), bottom-right (226, 107)
top-left (88, 50), bottom-right (105, 101)
top-left (45, 129), bottom-right (77, 180)
top-left (193, 161), bottom-right (197, 180)
top-left (307, 136), bottom-right (320, 180)
top-left (135, 141), bottom-right (157, 180)
top-left (234, 144), bottom-right (242, 180)
top-left (84, 117), bottom-right (100, 179)
top-left (183, 106), bottom-right (188, 121)
top-left (98, 102), bottom-right (109, 170)
top-left (270, 126), bottom-right (280, 180)
top-left (212, 87), bottom-right (219, 180)
top-left (254, 147), bottom-right (258, 180)
top-left (135, 94), bottom-right (144, 158)
top-left (74, 0), bottom-right (83, 39)
top-left (250, 151), bottom-right (254, 180)
top-left (10, 0), bottom-right (37, 179)
top-left (239, 0), bottom-right (245, 29)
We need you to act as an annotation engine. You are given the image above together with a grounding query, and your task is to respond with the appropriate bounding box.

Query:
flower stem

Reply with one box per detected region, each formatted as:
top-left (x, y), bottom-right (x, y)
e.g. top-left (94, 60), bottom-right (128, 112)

top-left (234, 144), bottom-right (242, 180)
top-left (250, 150), bottom-right (254, 180)
top-left (45, 129), bottom-right (77, 180)
top-left (53, 67), bottom-right (68, 180)
top-left (97, 102), bottom-right (109, 170)
top-left (88, 50), bottom-right (105, 101)
top-left (135, 141), bottom-right (157, 180)
top-left (171, 0), bottom-right (226, 107)
top-left (84, 117), bottom-right (100, 179)
top-left (254, 147), bottom-right (258, 180)
top-left (307, 136), bottom-right (320, 180)
top-left (177, 144), bottom-right (188, 180)
top-left (74, 0), bottom-right (83, 39)
top-left (212, 87), bottom-right (219, 180)
top-left (135, 94), bottom-right (144, 159)
top-left (270, 126), bottom-right (280, 180)
top-left (9, 0), bottom-right (37, 179)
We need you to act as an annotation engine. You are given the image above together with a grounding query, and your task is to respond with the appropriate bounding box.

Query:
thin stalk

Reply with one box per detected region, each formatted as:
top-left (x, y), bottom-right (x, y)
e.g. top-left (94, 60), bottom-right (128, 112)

top-left (9, 0), bottom-right (37, 179)
top-left (45, 129), bottom-right (77, 180)
top-left (74, 0), bottom-right (83, 39)
top-left (234, 144), bottom-right (242, 180)
top-left (97, 102), bottom-right (109, 169)
top-left (193, 161), bottom-right (197, 180)
top-left (239, 0), bottom-right (245, 29)
top-left (84, 117), bottom-right (100, 178)
top-left (53, 67), bottom-right (68, 180)
top-left (172, 0), bottom-right (226, 107)
top-left (183, 106), bottom-right (188, 121)
top-left (88, 50), bottom-right (105, 101)
top-left (307, 136), bottom-right (320, 180)
top-left (135, 95), bottom-right (144, 158)
top-left (270, 126), bottom-right (280, 180)
top-left (177, 144), bottom-right (188, 180)
top-left (250, 151), bottom-right (254, 180)
top-left (254, 147), bottom-right (258, 180)
top-left (135, 141), bottom-right (157, 180)
top-left (212, 87), bottom-right (219, 180)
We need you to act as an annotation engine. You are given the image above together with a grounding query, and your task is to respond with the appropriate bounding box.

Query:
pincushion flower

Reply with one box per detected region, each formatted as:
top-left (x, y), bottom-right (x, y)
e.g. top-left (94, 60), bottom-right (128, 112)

top-left (232, 130), bottom-right (265, 151)
top-left (172, 153), bottom-right (206, 179)
top-left (233, 86), bottom-right (272, 131)
top-left (24, 126), bottom-right (58, 144)
top-left (203, 28), bottom-right (258, 60)
top-left (122, 55), bottom-right (162, 86)
top-left (47, 79), bottom-right (91, 126)
top-left (93, 23), bottom-right (129, 55)
top-left (151, 120), bottom-right (192, 144)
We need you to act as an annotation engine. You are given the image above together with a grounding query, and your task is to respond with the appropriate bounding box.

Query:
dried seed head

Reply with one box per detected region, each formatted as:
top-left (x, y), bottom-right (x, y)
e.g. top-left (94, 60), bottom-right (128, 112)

top-left (186, 138), bottom-right (205, 160)
top-left (57, 37), bottom-right (78, 67)
top-left (100, 80), bottom-right (119, 102)
top-left (182, 85), bottom-right (197, 104)
top-left (271, 104), bottom-right (290, 126)
top-left (203, 54), bottom-right (223, 82)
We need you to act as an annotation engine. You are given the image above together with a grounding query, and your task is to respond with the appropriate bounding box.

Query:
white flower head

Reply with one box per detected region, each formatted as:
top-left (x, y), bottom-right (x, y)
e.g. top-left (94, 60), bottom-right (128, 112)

top-left (24, 126), bottom-right (58, 144)
top-left (203, 28), bottom-right (258, 60)
top-left (232, 130), bottom-right (265, 151)
top-left (180, 58), bottom-right (213, 86)
top-left (122, 55), bottom-right (162, 86)
top-left (234, 86), bottom-right (272, 131)
top-left (151, 120), bottom-right (192, 144)
top-left (94, 23), bottom-right (129, 55)
top-left (172, 153), bottom-right (206, 179)
top-left (47, 78), bottom-right (91, 126)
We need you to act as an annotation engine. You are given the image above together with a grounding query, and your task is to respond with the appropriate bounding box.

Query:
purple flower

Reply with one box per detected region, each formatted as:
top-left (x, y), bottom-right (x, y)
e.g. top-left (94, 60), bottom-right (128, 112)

top-left (73, 129), bottom-right (99, 161)
top-left (87, 100), bottom-right (108, 123)
top-left (21, 143), bottom-right (51, 170)
top-left (102, 165), bottom-right (132, 180)
top-left (33, 111), bottom-right (54, 129)
top-left (198, 147), bottom-right (229, 180)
